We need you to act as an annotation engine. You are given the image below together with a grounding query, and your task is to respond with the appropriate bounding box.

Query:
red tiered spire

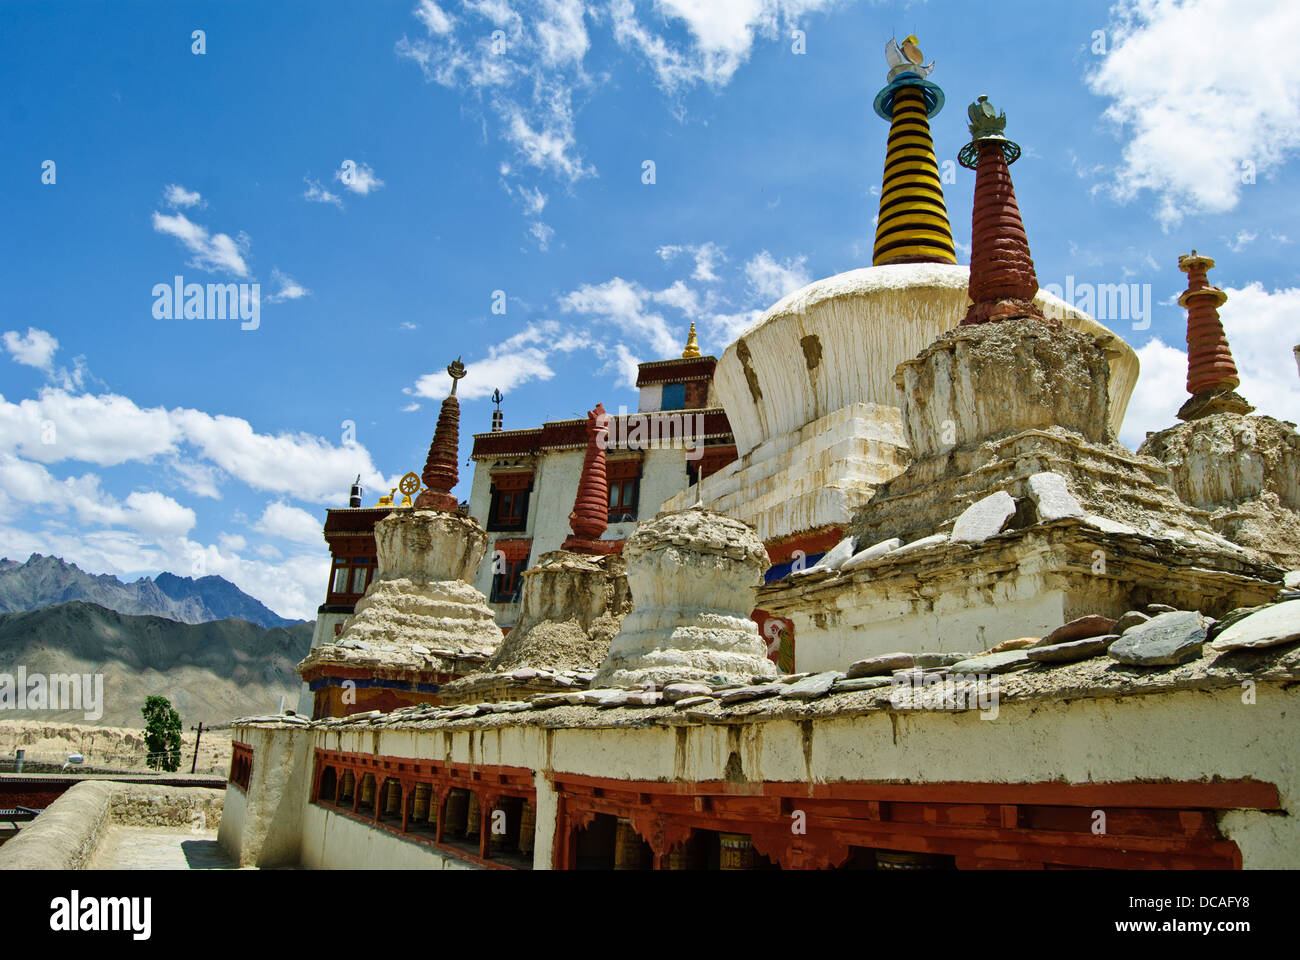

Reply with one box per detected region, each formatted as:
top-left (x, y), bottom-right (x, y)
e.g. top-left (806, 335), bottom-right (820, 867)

top-left (1175, 252), bottom-right (1251, 421)
top-left (414, 358), bottom-right (466, 511)
top-left (958, 96), bottom-right (1043, 326)
top-left (561, 403), bottom-right (616, 555)
top-left (1180, 251), bottom-right (1238, 394)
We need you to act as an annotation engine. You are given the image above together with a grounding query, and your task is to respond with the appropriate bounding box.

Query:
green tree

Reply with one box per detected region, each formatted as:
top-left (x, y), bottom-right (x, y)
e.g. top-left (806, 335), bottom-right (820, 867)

top-left (141, 696), bottom-right (182, 772)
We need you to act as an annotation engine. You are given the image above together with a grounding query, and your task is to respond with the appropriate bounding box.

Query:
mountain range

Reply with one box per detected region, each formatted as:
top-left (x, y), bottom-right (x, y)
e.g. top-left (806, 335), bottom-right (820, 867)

top-left (0, 554), bottom-right (301, 628)
top-left (0, 601), bottom-right (313, 726)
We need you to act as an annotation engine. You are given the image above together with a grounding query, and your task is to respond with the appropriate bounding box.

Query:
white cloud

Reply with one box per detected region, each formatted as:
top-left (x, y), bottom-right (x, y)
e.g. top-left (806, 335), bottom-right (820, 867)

top-left (744, 250), bottom-right (810, 303)
top-left (707, 308), bottom-right (764, 345)
top-left (334, 159), bottom-right (386, 195)
top-left (1087, 0), bottom-right (1300, 228)
top-left (610, 0), bottom-right (839, 91)
top-left (653, 279), bottom-right (701, 317)
top-left (1225, 229), bottom-right (1257, 253)
top-left (254, 501), bottom-right (324, 545)
top-left (611, 343), bottom-right (641, 390)
top-left (0, 388), bottom-right (387, 504)
top-left (265, 268), bottom-right (310, 303)
top-left (151, 210), bottom-right (250, 276)
top-left (218, 532), bottom-right (247, 552)
top-left (3, 327), bottom-right (59, 371)
top-left (414, 0), bottom-right (456, 34)
top-left (658, 241), bottom-right (726, 283)
top-left (535, 0), bottom-right (589, 68)
top-left (396, 1), bottom-right (595, 186)
top-left (561, 277), bottom-right (679, 356)
top-left (0, 455), bottom-right (195, 538)
top-left (529, 220), bottom-right (556, 250)
top-left (1119, 283), bottom-right (1300, 448)
top-left (303, 176), bottom-right (343, 208)
top-left (163, 184), bottom-right (203, 209)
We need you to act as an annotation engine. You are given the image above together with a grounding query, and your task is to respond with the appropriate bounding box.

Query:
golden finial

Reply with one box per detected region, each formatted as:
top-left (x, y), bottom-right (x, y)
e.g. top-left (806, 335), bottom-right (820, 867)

top-left (681, 321), bottom-right (701, 359)
top-left (377, 489), bottom-right (395, 507)
top-left (447, 356), bottom-right (467, 396)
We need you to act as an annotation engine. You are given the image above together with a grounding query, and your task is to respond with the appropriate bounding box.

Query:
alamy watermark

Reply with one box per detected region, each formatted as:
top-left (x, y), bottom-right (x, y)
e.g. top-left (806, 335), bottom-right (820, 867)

top-left (598, 406), bottom-right (705, 461)
top-left (1040, 275), bottom-right (1151, 330)
top-left (0, 667), bottom-right (104, 721)
top-left (152, 274), bottom-right (260, 330)
top-left (889, 670), bottom-right (1000, 720)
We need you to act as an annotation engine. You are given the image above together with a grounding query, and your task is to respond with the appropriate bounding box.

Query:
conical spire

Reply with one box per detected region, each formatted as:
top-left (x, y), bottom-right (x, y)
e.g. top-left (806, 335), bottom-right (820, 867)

top-left (958, 96), bottom-right (1043, 326)
top-left (413, 358), bottom-right (466, 511)
top-left (1176, 251), bottom-right (1252, 420)
top-left (872, 36), bottom-right (956, 266)
top-left (562, 403), bottom-right (612, 554)
top-left (682, 321), bottom-right (701, 359)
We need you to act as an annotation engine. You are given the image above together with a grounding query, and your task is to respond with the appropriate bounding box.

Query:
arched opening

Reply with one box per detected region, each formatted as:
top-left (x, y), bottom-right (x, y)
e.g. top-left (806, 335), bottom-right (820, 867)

top-left (318, 766), bottom-right (338, 805)
top-left (574, 813), bottom-right (619, 869)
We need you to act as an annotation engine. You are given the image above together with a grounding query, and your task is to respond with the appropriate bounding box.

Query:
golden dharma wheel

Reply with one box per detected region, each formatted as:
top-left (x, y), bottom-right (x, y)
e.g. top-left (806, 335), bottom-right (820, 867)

top-left (398, 471), bottom-right (421, 497)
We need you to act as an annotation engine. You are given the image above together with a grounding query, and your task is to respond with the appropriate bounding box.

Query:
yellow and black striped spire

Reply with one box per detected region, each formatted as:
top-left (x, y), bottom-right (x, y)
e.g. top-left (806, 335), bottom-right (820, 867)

top-left (871, 36), bottom-right (957, 266)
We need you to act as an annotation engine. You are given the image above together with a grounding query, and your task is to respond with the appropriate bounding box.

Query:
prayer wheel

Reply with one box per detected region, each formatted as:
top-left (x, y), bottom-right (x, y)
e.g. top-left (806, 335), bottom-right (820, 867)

top-left (719, 833), bottom-right (756, 870)
top-left (412, 782), bottom-right (431, 822)
top-left (613, 818), bottom-right (648, 870)
top-left (340, 770), bottom-right (355, 802)
top-left (358, 774), bottom-right (375, 809)
top-left (384, 780), bottom-right (402, 817)
top-left (445, 789), bottom-right (469, 836)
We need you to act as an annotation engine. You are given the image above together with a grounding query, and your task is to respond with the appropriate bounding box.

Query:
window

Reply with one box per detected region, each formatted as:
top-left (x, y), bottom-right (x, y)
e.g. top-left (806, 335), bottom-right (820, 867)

top-left (491, 556), bottom-right (527, 603)
top-left (488, 477), bottom-right (532, 532)
top-left (498, 491), bottom-right (526, 526)
top-left (609, 478), bottom-right (639, 523)
top-left (351, 566), bottom-right (369, 594)
top-left (660, 382), bottom-right (686, 411)
top-left (332, 565), bottom-right (349, 594)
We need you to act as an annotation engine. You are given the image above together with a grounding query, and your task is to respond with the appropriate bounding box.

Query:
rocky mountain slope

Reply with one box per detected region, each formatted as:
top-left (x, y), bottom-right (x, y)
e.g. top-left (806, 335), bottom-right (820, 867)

top-left (0, 601), bottom-right (312, 726)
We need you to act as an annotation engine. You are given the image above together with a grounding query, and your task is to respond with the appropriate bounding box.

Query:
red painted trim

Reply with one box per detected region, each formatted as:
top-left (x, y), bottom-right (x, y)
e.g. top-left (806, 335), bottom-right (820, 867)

top-left (764, 527), bottom-right (844, 565)
top-left (546, 773), bottom-right (1277, 870)
top-left (549, 773), bottom-right (1281, 810)
top-left (310, 749), bottom-right (536, 870)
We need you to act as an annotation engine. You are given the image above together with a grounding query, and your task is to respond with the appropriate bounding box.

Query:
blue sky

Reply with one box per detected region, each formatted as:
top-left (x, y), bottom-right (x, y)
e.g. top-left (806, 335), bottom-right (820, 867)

top-left (2, 0), bottom-right (1298, 619)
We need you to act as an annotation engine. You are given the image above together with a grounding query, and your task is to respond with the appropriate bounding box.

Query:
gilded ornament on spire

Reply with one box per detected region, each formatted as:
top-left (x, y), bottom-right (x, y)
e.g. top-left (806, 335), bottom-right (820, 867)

top-left (871, 35), bottom-right (956, 266)
top-left (682, 321), bottom-right (701, 359)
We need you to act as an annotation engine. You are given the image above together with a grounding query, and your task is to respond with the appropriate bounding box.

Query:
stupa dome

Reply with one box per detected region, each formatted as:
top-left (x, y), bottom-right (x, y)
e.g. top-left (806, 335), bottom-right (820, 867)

top-left (714, 263), bottom-right (1139, 457)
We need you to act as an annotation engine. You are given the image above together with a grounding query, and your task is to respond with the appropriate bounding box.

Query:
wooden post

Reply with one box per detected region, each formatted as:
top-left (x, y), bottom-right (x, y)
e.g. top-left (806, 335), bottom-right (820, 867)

top-left (189, 722), bottom-right (203, 774)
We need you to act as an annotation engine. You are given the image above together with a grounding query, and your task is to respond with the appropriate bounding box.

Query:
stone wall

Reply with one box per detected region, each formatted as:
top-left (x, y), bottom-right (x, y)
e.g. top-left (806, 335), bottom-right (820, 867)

top-left (228, 668), bottom-right (1300, 869)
